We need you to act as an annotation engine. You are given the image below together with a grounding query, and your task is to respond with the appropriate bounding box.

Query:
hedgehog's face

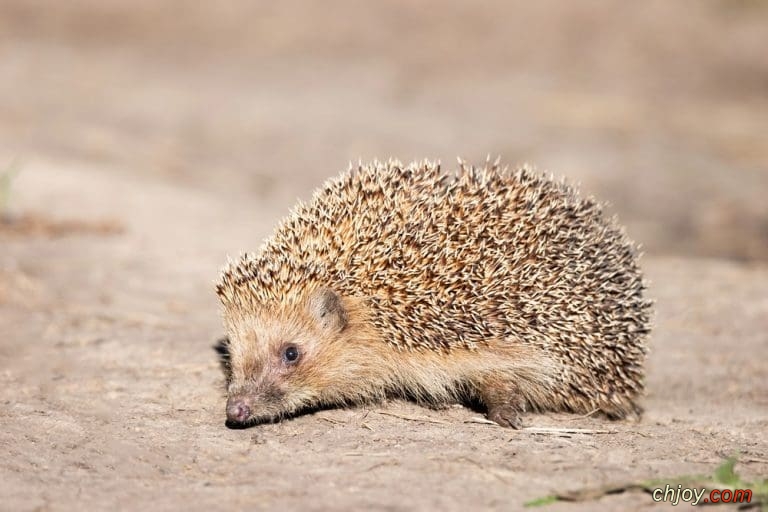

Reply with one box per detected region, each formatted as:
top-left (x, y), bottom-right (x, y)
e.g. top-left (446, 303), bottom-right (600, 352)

top-left (223, 287), bottom-right (350, 427)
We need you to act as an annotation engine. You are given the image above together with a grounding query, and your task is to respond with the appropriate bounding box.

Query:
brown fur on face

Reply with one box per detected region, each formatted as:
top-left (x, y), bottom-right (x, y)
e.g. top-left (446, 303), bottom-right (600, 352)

top-left (223, 288), bottom-right (390, 424)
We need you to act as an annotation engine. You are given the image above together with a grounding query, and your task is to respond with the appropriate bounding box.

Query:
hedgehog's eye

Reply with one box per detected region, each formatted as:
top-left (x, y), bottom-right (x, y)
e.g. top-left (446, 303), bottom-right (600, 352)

top-left (282, 344), bottom-right (300, 365)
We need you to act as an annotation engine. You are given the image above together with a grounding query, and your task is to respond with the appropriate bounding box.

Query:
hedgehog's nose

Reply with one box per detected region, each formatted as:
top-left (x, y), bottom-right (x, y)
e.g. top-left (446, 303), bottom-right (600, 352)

top-left (226, 398), bottom-right (251, 424)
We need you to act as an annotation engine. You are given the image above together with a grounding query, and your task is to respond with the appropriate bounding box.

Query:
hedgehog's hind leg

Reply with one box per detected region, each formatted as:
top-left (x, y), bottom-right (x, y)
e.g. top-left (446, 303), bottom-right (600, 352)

top-left (475, 375), bottom-right (528, 429)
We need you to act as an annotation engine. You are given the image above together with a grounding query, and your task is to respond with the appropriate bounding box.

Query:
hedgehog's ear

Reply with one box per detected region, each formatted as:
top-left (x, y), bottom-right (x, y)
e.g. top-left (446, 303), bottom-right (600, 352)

top-left (308, 287), bottom-right (348, 332)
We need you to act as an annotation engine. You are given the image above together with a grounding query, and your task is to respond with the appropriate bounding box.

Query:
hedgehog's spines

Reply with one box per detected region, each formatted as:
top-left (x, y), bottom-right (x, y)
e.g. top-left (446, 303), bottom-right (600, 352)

top-left (217, 158), bottom-right (651, 416)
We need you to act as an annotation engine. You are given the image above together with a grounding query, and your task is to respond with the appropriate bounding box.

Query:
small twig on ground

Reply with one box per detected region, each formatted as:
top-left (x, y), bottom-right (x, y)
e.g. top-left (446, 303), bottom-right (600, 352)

top-left (373, 410), bottom-right (449, 425)
top-left (741, 456), bottom-right (768, 464)
top-left (523, 427), bottom-right (615, 435)
top-left (465, 417), bottom-right (614, 434)
top-left (465, 416), bottom-right (498, 425)
top-left (316, 415), bottom-right (345, 425)
top-left (567, 408), bottom-right (600, 420)
top-left (365, 460), bottom-right (400, 472)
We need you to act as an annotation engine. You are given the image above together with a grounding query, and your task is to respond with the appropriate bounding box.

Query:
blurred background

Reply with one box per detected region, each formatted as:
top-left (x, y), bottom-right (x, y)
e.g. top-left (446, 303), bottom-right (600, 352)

top-left (1, 0), bottom-right (767, 260)
top-left (2, 4), bottom-right (767, 509)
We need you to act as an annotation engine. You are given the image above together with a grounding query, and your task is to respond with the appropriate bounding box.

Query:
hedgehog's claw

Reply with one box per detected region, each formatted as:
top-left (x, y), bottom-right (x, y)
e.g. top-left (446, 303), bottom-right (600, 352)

top-left (479, 379), bottom-right (527, 429)
top-left (487, 404), bottom-right (524, 429)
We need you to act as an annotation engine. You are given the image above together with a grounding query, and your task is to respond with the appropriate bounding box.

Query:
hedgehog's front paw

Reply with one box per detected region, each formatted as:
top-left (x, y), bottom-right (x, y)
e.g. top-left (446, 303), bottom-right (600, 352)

top-left (486, 403), bottom-right (524, 429)
top-left (478, 378), bottom-right (527, 429)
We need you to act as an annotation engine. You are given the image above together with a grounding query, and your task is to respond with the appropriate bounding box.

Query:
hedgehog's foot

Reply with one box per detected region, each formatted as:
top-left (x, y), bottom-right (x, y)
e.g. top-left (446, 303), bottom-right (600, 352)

top-left (487, 403), bottom-right (524, 429)
top-left (478, 378), bottom-right (527, 429)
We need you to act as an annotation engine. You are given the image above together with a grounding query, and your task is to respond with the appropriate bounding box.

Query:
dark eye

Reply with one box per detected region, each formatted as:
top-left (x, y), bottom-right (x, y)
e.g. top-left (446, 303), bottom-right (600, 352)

top-left (282, 345), bottom-right (300, 364)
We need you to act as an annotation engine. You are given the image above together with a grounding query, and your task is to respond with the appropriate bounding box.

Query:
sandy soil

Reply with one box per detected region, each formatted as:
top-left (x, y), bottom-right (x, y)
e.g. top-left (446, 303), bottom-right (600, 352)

top-left (1, 1), bottom-right (766, 511)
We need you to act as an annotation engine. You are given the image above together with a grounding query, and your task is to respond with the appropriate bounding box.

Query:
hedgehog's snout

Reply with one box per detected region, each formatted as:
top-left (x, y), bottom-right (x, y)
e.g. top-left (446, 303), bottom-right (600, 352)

top-left (225, 397), bottom-right (251, 425)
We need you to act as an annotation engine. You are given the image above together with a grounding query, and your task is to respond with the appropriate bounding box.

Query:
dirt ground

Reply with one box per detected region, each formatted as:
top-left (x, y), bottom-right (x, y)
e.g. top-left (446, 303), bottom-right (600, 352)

top-left (1, 1), bottom-right (767, 511)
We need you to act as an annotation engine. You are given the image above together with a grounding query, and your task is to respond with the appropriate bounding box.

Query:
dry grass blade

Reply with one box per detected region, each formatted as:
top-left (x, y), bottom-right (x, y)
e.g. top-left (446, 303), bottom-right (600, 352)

top-left (373, 410), bottom-right (449, 425)
top-left (523, 427), bottom-right (616, 435)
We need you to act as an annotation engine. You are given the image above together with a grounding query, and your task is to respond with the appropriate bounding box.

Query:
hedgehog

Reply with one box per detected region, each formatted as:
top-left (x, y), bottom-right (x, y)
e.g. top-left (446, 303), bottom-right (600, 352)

top-left (216, 158), bottom-right (652, 428)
